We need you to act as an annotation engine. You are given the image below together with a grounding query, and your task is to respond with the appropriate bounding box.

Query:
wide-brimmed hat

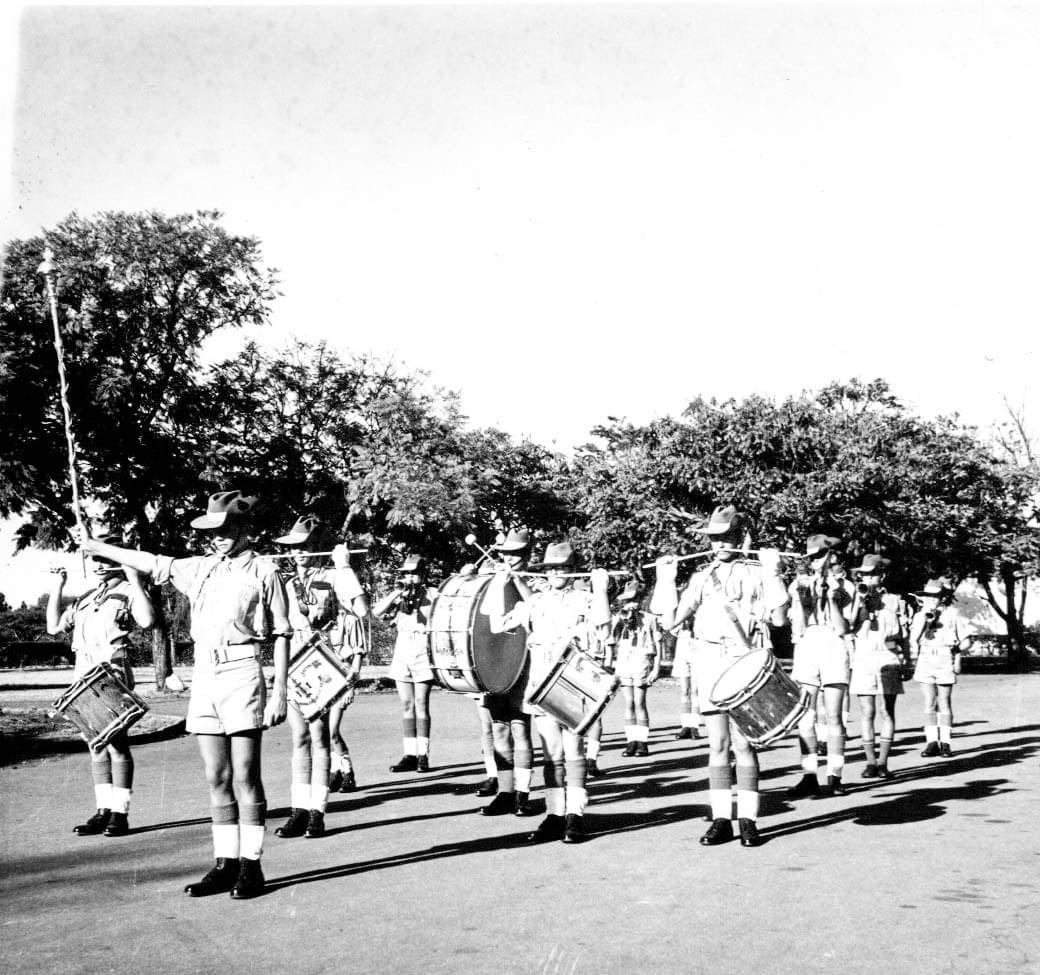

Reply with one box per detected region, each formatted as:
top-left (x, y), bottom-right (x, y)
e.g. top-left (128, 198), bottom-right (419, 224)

top-left (916, 578), bottom-right (953, 597)
top-left (533, 541), bottom-right (577, 569)
top-left (190, 491), bottom-right (257, 530)
top-left (806, 534), bottom-right (841, 558)
top-left (398, 554), bottom-right (426, 574)
top-left (275, 515), bottom-right (323, 547)
top-left (90, 531), bottom-right (125, 566)
top-left (494, 528), bottom-right (531, 553)
top-left (618, 579), bottom-right (641, 604)
top-left (854, 554), bottom-right (890, 575)
top-left (691, 506), bottom-right (744, 536)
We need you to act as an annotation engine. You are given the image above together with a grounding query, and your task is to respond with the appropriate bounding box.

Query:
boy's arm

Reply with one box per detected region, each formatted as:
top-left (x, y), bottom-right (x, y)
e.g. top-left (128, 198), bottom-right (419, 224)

top-left (124, 568), bottom-right (156, 629)
top-left (46, 568), bottom-right (70, 635)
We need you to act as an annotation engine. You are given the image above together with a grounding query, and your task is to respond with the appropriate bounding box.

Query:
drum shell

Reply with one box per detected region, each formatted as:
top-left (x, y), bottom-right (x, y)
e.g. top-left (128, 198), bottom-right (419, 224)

top-left (528, 643), bottom-right (620, 736)
top-left (427, 574), bottom-right (528, 695)
top-left (288, 631), bottom-right (353, 721)
top-left (709, 650), bottom-right (809, 749)
top-left (52, 661), bottom-right (149, 751)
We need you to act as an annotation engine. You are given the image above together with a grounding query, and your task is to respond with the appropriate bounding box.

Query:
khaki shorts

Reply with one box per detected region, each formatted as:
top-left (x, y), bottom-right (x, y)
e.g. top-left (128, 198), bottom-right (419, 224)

top-left (187, 660), bottom-right (266, 735)
top-left (914, 649), bottom-right (957, 686)
top-left (851, 650), bottom-right (904, 696)
top-left (672, 632), bottom-right (695, 680)
top-left (791, 626), bottom-right (851, 687)
top-left (388, 632), bottom-right (434, 684)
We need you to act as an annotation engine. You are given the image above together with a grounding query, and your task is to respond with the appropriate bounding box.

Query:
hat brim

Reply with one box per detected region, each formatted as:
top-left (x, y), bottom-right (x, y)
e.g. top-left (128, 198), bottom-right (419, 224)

top-left (190, 512), bottom-right (230, 530)
top-left (495, 541), bottom-right (531, 553)
top-left (691, 523), bottom-right (740, 535)
top-left (274, 531), bottom-right (313, 546)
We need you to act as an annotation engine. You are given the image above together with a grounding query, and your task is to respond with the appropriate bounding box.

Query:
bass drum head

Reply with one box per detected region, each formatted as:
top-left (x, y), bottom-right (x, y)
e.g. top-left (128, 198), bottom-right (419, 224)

top-left (710, 648), bottom-right (771, 709)
top-left (470, 577), bottom-right (527, 695)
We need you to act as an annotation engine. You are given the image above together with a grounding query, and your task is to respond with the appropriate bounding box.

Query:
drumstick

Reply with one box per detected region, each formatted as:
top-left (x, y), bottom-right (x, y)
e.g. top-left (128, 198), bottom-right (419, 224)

top-left (516, 570), bottom-right (631, 579)
top-left (642, 548), bottom-right (804, 569)
top-left (463, 534), bottom-right (503, 565)
top-left (256, 549), bottom-right (368, 560)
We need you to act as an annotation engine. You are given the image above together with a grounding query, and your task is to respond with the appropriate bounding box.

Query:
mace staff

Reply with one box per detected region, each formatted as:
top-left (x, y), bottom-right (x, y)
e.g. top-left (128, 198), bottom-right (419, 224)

top-left (38, 246), bottom-right (87, 571)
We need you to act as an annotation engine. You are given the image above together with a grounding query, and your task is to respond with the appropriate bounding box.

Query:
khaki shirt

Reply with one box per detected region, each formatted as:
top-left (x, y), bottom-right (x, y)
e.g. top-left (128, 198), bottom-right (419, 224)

top-left (789, 576), bottom-right (856, 640)
top-left (680, 560), bottom-right (786, 647)
top-left (287, 566), bottom-right (366, 654)
top-left (57, 579), bottom-right (135, 677)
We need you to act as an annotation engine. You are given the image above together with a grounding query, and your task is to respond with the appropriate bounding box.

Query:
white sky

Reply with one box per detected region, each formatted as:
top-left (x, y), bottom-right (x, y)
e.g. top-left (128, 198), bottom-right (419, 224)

top-left (2, 2), bottom-right (1040, 601)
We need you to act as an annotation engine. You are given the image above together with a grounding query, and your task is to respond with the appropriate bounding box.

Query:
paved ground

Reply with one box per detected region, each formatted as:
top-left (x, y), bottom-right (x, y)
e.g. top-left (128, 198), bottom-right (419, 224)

top-left (2, 673), bottom-right (1040, 975)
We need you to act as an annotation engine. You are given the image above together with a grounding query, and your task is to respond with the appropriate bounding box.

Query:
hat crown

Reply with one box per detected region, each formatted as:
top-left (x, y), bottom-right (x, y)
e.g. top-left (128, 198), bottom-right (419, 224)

top-left (695, 505), bottom-right (743, 535)
top-left (857, 554), bottom-right (889, 573)
top-left (541, 541), bottom-right (576, 567)
top-left (806, 534), bottom-right (840, 556)
top-left (208, 490), bottom-right (256, 517)
top-left (399, 554), bottom-right (425, 573)
top-left (495, 528), bottom-right (531, 552)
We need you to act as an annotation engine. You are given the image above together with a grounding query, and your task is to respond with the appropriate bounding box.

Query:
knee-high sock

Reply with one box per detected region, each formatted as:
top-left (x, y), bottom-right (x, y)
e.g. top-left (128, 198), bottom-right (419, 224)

top-left (937, 713), bottom-right (952, 743)
top-left (212, 801), bottom-right (239, 860)
top-left (632, 724), bottom-right (649, 742)
top-left (735, 766), bottom-right (759, 820)
top-left (110, 756), bottom-right (133, 814)
top-left (708, 765), bottom-right (733, 820)
top-left (402, 717), bottom-right (417, 755)
top-left (239, 801), bottom-right (267, 861)
top-left (291, 751), bottom-right (312, 809)
top-left (827, 731), bottom-right (846, 777)
top-left (416, 716), bottom-right (431, 750)
top-left (90, 753), bottom-right (112, 809)
top-left (514, 767), bottom-right (533, 793)
top-left (878, 737), bottom-right (894, 766)
top-left (543, 761), bottom-right (564, 815)
top-left (923, 715), bottom-right (939, 742)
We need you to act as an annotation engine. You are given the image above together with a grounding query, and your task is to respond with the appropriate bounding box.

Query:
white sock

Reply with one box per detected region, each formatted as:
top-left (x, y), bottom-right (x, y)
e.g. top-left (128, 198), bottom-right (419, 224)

top-left (483, 751), bottom-right (498, 777)
top-left (544, 787), bottom-right (565, 816)
top-left (709, 789), bottom-right (732, 820)
top-left (212, 824), bottom-right (240, 859)
top-left (924, 724), bottom-right (939, 742)
top-left (291, 782), bottom-right (310, 809)
top-left (624, 725), bottom-right (636, 742)
top-left (514, 768), bottom-right (532, 793)
top-left (404, 736), bottom-right (418, 756)
top-left (417, 736), bottom-right (430, 757)
top-left (498, 769), bottom-right (514, 793)
top-left (586, 739), bottom-right (601, 760)
top-left (680, 713), bottom-right (696, 728)
top-left (239, 824), bottom-right (265, 861)
top-left (311, 785), bottom-right (329, 813)
top-left (340, 753), bottom-right (354, 773)
top-left (938, 724), bottom-right (952, 743)
top-left (633, 725), bottom-right (649, 742)
top-left (736, 789), bottom-right (759, 820)
top-left (330, 753), bottom-right (343, 772)
top-left (94, 783), bottom-right (113, 809)
top-left (110, 787), bottom-right (131, 815)
top-left (827, 755), bottom-right (845, 777)
top-left (801, 755), bottom-right (818, 775)
top-left (565, 786), bottom-right (587, 816)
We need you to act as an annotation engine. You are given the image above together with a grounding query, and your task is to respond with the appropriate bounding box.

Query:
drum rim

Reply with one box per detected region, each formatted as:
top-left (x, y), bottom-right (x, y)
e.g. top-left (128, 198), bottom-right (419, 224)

top-left (709, 649), bottom-right (776, 710)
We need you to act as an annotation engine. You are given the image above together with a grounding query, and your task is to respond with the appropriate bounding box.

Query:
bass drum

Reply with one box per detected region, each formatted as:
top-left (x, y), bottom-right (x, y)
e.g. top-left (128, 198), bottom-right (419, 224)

top-left (427, 573), bottom-right (527, 695)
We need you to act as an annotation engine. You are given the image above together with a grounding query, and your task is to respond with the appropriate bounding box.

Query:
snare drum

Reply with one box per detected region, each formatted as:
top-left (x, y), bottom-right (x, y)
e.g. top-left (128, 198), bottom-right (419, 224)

top-left (288, 631), bottom-right (353, 722)
top-left (427, 573), bottom-right (528, 695)
top-left (53, 661), bottom-right (150, 752)
top-left (709, 649), bottom-right (810, 749)
top-left (527, 643), bottom-right (620, 736)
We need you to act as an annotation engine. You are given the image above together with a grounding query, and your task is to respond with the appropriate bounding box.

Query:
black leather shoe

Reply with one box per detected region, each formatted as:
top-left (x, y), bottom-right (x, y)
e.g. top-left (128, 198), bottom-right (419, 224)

top-left (389, 755), bottom-right (419, 773)
top-left (699, 818), bottom-right (734, 846)
top-left (920, 741), bottom-right (940, 758)
top-left (480, 792), bottom-right (515, 816)
top-left (229, 858), bottom-right (265, 900)
top-left (340, 770), bottom-right (357, 792)
top-left (514, 792), bottom-right (535, 817)
top-left (275, 808), bottom-right (309, 838)
top-left (74, 808), bottom-right (111, 836)
top-left (305, 810), bottom-right (325, 838)
top-left (184, 858), bottom-right (239, 897)
top-left (526, 814), bottom-right (566, 843)
top-left (562, 814), bottom-right (587, 844)
top-left (939, 743), bottom-right (953, 758)
top-left (585, 759), bottom-right (604, 779)
top-left (328, 770), bottom-right (344, 792)
top-left (633, 742), bottom-right (649, 758)
top-left (738, 818), bottom-right (762, 847)
top-left (475, 777), bottom-right (498, 797)
top-left (416, 755), bottom-right (430, 773)
top-left (827, 776), bottom-right (847, 797)
top-left (787, 775), bottom-right (821, 799)
top-left (861, 763), bottom-right (880, 779)
top-left (622, 742), bottom-right (638, 757)
top-left (104, 812), bottom-right (129, 837)
top-left (877, 764), bottom-right (893, 779)
top-left (674, 727), bottom-right (694, 740)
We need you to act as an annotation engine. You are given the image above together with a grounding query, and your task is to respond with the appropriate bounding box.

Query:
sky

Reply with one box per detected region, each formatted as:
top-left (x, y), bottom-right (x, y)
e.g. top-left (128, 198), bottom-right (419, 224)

top-left (1, 1), bottom-right (1039, 600)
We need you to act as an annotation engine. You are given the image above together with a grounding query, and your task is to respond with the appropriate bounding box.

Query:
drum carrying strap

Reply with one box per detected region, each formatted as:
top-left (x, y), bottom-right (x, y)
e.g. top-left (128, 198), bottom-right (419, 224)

top-left (708, 566), bottom-right (754, 651)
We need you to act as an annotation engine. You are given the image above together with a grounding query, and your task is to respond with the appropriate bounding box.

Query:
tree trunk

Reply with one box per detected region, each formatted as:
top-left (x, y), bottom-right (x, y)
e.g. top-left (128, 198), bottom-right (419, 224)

top-left (1000, 566), bottom-right (1028, 672)
top-left (150, 584), bottom-right (173, 689)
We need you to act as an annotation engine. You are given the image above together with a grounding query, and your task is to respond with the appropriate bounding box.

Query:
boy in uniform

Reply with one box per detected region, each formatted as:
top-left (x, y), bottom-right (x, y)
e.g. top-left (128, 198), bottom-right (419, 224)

top-left (76, 490), bottom-right (291, 900)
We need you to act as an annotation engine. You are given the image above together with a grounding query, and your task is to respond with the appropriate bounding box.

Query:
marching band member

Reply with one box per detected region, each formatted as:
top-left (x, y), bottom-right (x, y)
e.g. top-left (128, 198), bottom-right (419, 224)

top-left (612, 581), bottom-right (660, 758)
top-left (849, 554), bottom-right (905, 778)
top-left (652, 506), bottom-right (788, 848)
top-left (491, 540), bottom-right (611, 844)
top-left (273, 516), bottom-right (369, 840)
top-left (671, 620), bottom-right (703, 741)
top-left (910, 579), bottom-right (973, 759)
top-left (46, 532), bottom-right (155, 838)
top-left (787, 536), bottom-right (855, 797)
top-left (76, 491), bottom-right (291, 900)
top-left (478, 530), bottom-right (536, 818)
top-left (583, 617), bottom-right (615, 778)
top-left (373, 554), bottom-right (437, 773)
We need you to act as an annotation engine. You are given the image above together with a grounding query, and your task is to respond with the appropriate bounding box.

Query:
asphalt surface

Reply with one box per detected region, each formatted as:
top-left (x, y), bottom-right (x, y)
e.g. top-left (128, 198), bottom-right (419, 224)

top-left (2, 673), bottom-right (1040, 975)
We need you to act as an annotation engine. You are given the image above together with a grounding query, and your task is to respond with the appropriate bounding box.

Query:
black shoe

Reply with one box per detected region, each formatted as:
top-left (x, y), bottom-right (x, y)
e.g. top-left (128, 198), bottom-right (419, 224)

top-left (738, 818), bottom-right (762, 848)
top-left (562, 814), bottom-right (587, 844)
top-left (74, 808), bottom-right (111, 836)
top-left (514, 792), bottom-right (535, 817)
top-left (229, 858), bottom-right (265, 900)
top-left (939, 743), bottom-right (952, 758)
top-left (475, 777), bottom-right (498, 797)
top-left (416, 755), bottom-right (430, 773)
top-left (328, 770), bottom-right (344, 792)
top-left (920, 741), bottom-right (940, 758)
top-left (526, 814), bottom-right (566, 843)
top-left (184, 858), bottom-right (239, 897)
top-left (585, 758), bottom-right (604, 779)
top-left (305, 810), bottom-right (325, 838)
top-left (700, 818), bottom-right (734, 846)
top-left (827, 775), bottom-right (847, 797)
top-left (633, 742), bottom-right (649, 758)
top-left (861, 763), bottom-right (880, 779)
top-left (674, 727), bottom-right (694, 740)
top-left (340, 770), bottom-right (357, 792)
top-left (787, 775), bottom-right (821, 799)
top-left (480, 792), bottom-right (516, 816)
top-left (389, 755), bottom-right (419, 773)
top-left (103, 812), bottom-right (129, 837)
top-left (622, 742), bottom-right (638, 757)
top-left (275, 808), bottom-right (309, 838)
top-left (877, 764), bottom-right (893, 779)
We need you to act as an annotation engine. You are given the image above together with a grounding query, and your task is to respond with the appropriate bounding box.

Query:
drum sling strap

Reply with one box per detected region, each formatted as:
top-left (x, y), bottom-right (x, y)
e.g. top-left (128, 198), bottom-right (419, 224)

top-left (708, 565), bottom-right (755, 651)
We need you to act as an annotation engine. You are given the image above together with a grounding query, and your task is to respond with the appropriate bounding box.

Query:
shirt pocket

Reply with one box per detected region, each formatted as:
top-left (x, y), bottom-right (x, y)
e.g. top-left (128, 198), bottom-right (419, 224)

top-left (227, 581), bottom-right (262, 642)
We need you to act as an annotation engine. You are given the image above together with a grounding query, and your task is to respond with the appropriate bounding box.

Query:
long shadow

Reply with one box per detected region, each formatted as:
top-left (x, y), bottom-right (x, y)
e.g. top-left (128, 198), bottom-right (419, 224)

top-left (129, 816), bottom-right (211, 834)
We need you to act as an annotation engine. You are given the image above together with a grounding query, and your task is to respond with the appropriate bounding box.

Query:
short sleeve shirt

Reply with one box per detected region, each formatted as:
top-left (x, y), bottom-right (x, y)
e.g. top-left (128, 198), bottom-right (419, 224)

top-left (682, 561), bottom-right (775, 646)
top-left (57, 578), bottom-right (135, 677)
